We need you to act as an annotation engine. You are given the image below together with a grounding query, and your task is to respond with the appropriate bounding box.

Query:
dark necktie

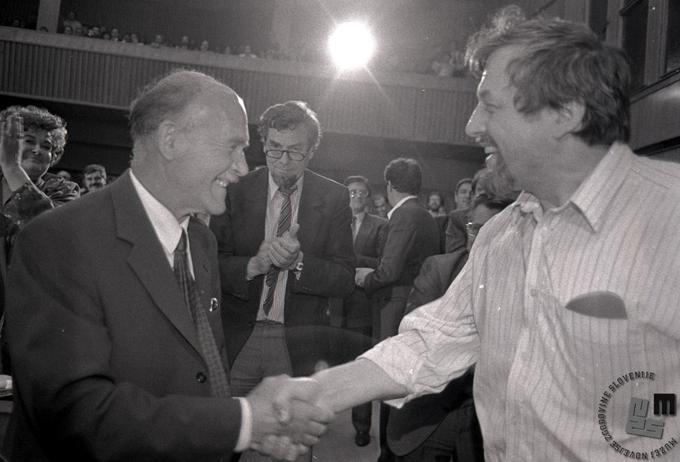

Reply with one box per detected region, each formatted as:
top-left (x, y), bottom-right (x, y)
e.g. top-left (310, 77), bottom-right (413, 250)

top-left (174, 231), bottom-right (230, 398)
top-left (351, 215), bottom-right (358, 242)
top-left (262, 186), bottom-right (296, 316)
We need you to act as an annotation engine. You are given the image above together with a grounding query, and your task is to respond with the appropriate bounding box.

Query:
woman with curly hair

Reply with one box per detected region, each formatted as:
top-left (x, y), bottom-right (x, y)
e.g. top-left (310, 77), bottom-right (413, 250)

top-left (0, 105), bottom-right (80, 373)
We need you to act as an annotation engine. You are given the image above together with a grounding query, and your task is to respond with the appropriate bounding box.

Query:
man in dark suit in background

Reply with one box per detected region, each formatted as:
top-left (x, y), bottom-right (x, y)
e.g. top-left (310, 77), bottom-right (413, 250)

top-left (355, 157), bottom-right (440, 461)
top-left (341, 175), bottom-right (387, 447)
top-left (210, 101), bottom-right (355, 402)
top-left (3, 70), bottom-right (331, 462)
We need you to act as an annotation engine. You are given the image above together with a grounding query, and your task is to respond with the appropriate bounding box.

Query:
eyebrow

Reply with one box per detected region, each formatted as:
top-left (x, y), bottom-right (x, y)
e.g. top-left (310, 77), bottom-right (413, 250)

top-left (266, 140), bottom-right (306, 149)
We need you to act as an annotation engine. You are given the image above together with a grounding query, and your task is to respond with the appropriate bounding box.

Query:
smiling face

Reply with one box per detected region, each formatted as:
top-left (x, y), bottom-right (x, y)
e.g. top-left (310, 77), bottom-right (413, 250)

top-left (264, 126), bottom-right (314, 189)
top-left (20, 127), bottom-right (54, 183)
top-left (465, 46), bottom-right (559, 193)
top-left (168, 96), bottom-right (249, 218)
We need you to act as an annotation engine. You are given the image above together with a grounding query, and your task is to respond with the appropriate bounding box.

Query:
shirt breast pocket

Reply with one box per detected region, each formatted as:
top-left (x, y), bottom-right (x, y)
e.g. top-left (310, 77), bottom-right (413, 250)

top-left (559, 291), bottom-right (631, 346)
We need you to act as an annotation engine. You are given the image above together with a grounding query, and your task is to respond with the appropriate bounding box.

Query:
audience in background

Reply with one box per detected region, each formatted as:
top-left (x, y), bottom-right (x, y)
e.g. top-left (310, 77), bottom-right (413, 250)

top-left (372, 193), bottom-right (389, 219)
top-left (81, 163), bottom-right (108, 194)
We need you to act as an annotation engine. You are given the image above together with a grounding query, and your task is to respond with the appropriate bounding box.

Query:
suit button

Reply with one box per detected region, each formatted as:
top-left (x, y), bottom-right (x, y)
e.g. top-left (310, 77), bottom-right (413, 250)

top-left (209, 297), bottom-right (219, 312)
top-left (196, 372), bottom-right (207, 383)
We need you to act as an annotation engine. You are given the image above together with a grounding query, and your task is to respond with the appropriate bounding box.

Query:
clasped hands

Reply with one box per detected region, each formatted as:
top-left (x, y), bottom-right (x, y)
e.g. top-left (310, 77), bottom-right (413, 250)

top-left (246, 375), bottom-right (334, 461)
top-left (248, 223), bottom-right (302, 278)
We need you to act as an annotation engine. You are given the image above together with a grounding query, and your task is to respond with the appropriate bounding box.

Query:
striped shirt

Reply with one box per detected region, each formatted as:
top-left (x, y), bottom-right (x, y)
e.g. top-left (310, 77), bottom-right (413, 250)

top-left (362, 143), bottom-right (680, 461)
top-left (256, 174), bottom-right (303, 322)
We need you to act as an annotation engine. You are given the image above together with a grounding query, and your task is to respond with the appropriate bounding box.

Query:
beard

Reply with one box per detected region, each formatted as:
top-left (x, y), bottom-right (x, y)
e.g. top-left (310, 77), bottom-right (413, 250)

top-left (485, 153), bottom-right (519, 200)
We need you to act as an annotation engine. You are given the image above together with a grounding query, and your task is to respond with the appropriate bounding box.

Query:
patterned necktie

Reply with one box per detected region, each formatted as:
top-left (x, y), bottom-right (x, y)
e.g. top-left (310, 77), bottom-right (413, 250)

top-left (351, 215), bottom-right (358, 242)
top-left (174, 231), bottom-right (230, 398)
top-left (262, 186), bottom-right (296, 316)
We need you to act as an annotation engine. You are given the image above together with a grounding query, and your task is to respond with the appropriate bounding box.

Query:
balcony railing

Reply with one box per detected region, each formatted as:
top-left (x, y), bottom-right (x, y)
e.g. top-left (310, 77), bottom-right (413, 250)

top-left (0, 26), bottom-right (478, 146)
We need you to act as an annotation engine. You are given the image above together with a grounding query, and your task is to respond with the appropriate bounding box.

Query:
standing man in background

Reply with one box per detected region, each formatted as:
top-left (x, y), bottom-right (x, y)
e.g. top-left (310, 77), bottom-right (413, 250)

top-left (210, 100), bottom-right (355, 401)
top-left (355, 157), bottom-right (440, 461)
top-left (340, 175), bottom-right (387, 447)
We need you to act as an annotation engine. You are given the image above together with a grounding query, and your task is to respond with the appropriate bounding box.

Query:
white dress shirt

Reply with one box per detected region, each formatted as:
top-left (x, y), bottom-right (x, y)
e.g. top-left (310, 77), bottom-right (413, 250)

top-left (362, 143), bottom-right (680, 461)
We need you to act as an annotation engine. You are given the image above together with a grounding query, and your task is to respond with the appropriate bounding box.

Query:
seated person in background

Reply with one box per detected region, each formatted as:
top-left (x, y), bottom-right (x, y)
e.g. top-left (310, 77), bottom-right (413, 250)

top-left (0, 105), bottom-right (80, 372)
top-left (81, 163), bottom-right (107, 193)
top-left (387, 193), bottom-right (511, 462)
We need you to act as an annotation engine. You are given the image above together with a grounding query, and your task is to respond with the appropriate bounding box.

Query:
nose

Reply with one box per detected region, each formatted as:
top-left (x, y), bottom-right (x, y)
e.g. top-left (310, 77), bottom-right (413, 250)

top-left (232, 150), bottom-right (248, 177)
top-left (465, 103), bottom-right (485, 140)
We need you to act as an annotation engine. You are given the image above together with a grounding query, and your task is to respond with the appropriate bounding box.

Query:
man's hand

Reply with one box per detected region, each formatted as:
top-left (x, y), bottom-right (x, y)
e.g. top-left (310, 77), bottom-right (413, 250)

top-left (247, 239), bottom-right (275, 279)
top-left (355, 267), bottom-right (374, 287)
top-left (247, 375), bottom-right (334, 461)
top-left (269, 223), bottom-right (301, 269)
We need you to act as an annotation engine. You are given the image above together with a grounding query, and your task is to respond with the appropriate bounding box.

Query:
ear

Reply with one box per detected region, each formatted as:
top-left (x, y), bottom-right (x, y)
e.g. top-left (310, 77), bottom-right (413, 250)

top-left (156, 119), bottom-right (179, 161)
top-left (554, 100), bottom-right (586, 139)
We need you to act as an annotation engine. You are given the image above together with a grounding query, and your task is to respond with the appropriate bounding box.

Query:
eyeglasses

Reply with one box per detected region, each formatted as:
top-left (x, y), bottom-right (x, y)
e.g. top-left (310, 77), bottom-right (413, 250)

top-left (349, 190), bottom-right (369, 198)
top-left (264, 148), bottom-right (308, 161)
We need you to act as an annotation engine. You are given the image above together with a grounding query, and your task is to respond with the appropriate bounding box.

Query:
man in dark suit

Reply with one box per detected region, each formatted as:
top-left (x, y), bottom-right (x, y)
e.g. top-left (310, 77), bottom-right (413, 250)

top-left (341, 175), bottom-right (387, 447)
top-left (355, 158), bottom-right (440, 340)
top-left (210, 101), bottom-right (355, 402)
top-left (3, 71), bottom-right (331, 462)
top-left (355, 157), bottom-right (440, 462)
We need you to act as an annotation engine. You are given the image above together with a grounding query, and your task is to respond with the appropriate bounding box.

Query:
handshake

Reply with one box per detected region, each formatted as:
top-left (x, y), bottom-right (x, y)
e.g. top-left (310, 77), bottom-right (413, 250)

top-left (245, 374), bottom-right (335, 461)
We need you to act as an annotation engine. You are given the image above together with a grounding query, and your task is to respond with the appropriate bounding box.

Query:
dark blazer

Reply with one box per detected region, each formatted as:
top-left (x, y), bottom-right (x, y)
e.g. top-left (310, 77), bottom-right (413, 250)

top-left (210, 167), bottom-right (355, 376)
top-left (445, 208), bottom-right (469, 254)
top-left (4, 172), bottom-right (241, 461)
top-left (344, 213), bottom-right (387, 329)
top-left (387, 250), bottom-right (476, 456)
top-left (354, 213), bottom-right (387, 269)
top-left (363, 198), bottom-right (440, 296)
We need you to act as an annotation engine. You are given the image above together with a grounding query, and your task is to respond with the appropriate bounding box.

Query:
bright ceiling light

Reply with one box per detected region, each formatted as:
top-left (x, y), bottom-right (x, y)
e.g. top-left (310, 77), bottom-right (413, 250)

top-left (328, 21), bottom-right (376, 70)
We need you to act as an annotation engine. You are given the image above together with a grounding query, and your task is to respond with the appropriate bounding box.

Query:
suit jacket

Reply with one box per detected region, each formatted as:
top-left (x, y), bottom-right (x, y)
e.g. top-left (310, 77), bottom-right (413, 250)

top-left (445, 208), bottom-right (469, 254)
top-left (4, 171), bottom-right (240, 461)
top-left (363, 198), bottom-right (440, 297)
top-left (387, 250), bottom-right (475, 456)
top-left (210, 167), bottom-right (355, 376)
top-left (344, 213), bottom-right (387, 329)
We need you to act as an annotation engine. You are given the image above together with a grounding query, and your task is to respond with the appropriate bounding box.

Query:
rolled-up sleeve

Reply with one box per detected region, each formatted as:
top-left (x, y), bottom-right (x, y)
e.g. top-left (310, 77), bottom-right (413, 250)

top-left (360, 259), bottom-right (480, 407)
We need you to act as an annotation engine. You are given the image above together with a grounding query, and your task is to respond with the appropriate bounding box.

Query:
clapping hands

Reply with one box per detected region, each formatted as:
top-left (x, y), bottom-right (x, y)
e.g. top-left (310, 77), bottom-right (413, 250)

top-left (247, 224), bottom-right (302, 279)
top-left (246, 375), bottom-right (334, 461)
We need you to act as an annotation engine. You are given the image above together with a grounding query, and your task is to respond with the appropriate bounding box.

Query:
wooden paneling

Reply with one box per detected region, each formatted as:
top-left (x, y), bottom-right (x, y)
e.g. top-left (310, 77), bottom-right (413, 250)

top-left (0, 27), bottom-right (478, 146)
top-left (630, 76), bottom-right (680, 149)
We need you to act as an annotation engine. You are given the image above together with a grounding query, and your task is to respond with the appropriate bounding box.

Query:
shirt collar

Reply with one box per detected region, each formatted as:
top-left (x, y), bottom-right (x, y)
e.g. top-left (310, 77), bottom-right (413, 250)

top-left (387, 195), bottom-right (417, 220)
top-left (130, 170), bottom-right (189, 256)
top-left (568, 142), bottom-right (633, 233)
top-left (509, 142), bottom-right (634, 233)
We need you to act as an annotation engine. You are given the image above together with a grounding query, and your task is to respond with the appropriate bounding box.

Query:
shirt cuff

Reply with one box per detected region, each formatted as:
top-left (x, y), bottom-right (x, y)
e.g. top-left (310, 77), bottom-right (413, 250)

top-left (234, 397), bottom-right (252, 452)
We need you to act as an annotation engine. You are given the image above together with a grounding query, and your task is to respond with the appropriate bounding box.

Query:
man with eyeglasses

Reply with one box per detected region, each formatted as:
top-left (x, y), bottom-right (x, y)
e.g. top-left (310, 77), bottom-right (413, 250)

top-left (210, 101), bottom-right (355, 457)
top-left (338, 175), bottom-right (387, 447)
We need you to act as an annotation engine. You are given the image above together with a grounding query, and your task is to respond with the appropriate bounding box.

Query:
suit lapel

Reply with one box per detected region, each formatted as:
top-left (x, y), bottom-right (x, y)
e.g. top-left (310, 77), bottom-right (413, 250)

top-left (243, 169), bottom-right (268, 251)
top-left (112, 172), bottom-right (202, 358)
top-left (297, 171), bottom-right (324, 247)
top-left (355, 214), bottom-right (376, 254)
